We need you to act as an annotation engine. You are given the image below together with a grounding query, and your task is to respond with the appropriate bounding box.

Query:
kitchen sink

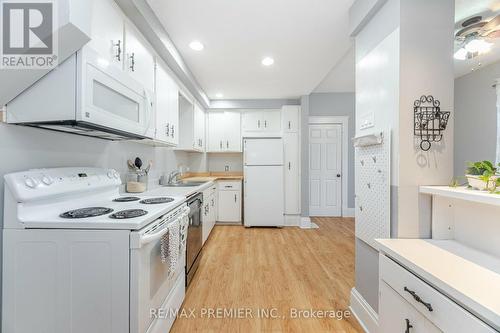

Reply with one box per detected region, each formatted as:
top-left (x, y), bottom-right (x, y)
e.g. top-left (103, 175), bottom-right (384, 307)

top-left (163, 181), bottom-right (207, 187)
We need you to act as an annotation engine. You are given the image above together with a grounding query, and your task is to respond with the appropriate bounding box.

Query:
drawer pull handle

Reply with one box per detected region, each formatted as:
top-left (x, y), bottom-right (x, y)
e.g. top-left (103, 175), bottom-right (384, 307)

top-left (405, 319), bottom-right (413, 333)
top-left (404, 287), bottom-right (433, 312)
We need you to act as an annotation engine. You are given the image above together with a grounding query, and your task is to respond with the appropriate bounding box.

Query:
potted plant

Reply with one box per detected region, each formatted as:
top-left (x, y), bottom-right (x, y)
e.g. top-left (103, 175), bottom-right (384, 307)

top-left (465, 160), bottom-right (500, 191)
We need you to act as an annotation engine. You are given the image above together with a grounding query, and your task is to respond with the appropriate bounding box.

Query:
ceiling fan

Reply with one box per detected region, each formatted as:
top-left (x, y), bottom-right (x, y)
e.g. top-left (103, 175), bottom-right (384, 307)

top-left (454, 13), bottom-right (500, 60)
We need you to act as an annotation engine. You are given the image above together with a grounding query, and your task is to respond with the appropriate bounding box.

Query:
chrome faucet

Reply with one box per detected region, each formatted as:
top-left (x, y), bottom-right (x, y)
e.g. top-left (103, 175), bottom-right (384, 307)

top-left (167, 170), bottom-right (182, 184)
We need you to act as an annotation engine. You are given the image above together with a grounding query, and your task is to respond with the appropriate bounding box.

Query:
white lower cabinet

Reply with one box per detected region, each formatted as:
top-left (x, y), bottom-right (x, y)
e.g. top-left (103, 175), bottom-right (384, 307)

top-left (217, 181), bottom-right (242, 223)
top-left (379, 254), bottom-right (497, 333)
top-left (202, 184), bottom-right (217, 244)
top-left (380, 281), bottom-right (440, 333)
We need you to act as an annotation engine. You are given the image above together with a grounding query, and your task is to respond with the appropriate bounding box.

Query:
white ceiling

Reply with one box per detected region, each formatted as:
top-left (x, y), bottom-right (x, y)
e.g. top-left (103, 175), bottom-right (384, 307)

top-left (147, 0), bottom-right (355, 100)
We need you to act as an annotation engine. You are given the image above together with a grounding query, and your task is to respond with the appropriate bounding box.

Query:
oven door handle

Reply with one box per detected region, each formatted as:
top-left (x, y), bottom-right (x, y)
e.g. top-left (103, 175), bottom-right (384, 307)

top-left (139, 224), bottom-right (170, 247)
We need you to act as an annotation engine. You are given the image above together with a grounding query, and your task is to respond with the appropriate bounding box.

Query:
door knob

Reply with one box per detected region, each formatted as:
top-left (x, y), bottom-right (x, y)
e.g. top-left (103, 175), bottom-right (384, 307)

top-left (337, 174), bottom-right (341, 178)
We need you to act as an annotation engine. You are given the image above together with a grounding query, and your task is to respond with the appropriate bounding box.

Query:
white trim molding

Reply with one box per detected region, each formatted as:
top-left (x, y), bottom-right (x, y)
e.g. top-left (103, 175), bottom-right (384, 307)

top-left (350, 288), bottom-right (379, 333)
top-left (308, 116), bottom-right (350, 218)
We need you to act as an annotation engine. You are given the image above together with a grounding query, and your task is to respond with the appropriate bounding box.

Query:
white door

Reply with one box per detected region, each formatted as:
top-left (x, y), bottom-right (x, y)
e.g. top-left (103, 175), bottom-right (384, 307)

top-left (155, 63), bottom-right (174, 143)
top-left (242, 110), bottom-right (261, 132)
top-left (262, 109), bottom-right (282, 133)
top-left (124, 23), bottom-right (155, 93)
top-left (244, 166), bottom-right (284, 227)
top-left (225, 111), bottom-right (242, 151)
top-left (284, 132), bottom-right (300, 214)
top-left (244, 138), bottom-right (283, 166)
top-left (282, 106), bottom-right (300, 133)
top-left (208, 111), bottom-right (225, 152)
top-left (218, 190), bottom-right (241, 222)
top-left (309, 124), bottom-right (342, 216)
top-left (89, 0), bottom-right (124, 69)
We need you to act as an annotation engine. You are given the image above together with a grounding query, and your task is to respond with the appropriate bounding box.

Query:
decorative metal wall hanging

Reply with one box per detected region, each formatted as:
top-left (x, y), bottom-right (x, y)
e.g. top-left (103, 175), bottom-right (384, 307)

top-left (413, 95), bottom-right (450, 151)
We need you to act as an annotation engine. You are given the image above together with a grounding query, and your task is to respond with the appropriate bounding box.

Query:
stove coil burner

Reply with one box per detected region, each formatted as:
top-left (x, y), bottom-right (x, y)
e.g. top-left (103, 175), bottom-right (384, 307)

top-left (139, 197), bottom-right (174, 205)
top-left (60, 207), bottom-right (114, 219)
top-left (109, 209), bottom-right (148, 219)
top-left (113, 196), bottom-right (141, 202)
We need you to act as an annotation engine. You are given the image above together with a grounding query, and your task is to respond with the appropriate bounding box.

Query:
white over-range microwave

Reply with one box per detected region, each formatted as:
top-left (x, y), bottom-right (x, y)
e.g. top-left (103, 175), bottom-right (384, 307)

top-left (6, 46), bottom-right (154, 140)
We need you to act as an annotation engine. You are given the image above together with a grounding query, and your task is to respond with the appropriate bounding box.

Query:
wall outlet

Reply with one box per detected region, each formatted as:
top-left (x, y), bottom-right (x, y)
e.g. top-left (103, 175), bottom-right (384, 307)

top-left (224, 165), bottom-right (230, 171)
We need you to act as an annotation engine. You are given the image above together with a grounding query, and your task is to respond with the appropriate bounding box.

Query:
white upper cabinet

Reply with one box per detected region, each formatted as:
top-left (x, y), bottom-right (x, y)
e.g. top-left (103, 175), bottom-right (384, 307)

top-left (155, 62), bottom-right (179, 146)
top-left (282, 105), bottom-right (300, 133)
top-left (208, 111), bottom-right (241, 152)
top-left (242, 109), bottom-right (282, 137)
top-left (88, 0), bottom-right (124, 69)
top-left (177, 95), bottom-right (205, 152)
top-left (194, 103), bottom-right (206, 151)
top-left (124, 23), bottom-right (155, 93)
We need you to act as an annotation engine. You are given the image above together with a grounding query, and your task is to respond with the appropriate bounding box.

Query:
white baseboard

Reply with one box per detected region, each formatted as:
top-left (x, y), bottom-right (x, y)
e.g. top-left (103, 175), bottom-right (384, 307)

top-left (350, 288), bottom-right (378, 333)
top-left (343, 207), bottom-right (355, 217)
top-left (299, 216), bottom-right (311, 229)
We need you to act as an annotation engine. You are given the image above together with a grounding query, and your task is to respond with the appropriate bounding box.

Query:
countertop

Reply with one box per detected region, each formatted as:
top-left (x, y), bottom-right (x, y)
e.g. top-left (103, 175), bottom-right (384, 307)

top-left (377, 238), bottom-right (500, 330)
top-left (182, 172), bottom-right (244, 181)
top-left (144, 180), bottom-right (215, 198)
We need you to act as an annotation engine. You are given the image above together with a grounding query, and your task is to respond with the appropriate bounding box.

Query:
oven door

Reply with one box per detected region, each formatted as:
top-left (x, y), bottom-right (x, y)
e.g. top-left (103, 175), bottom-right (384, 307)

top-left (130, 214), bottom-right (186, 333)
top-left (79, 47), bottom-right (154, 139)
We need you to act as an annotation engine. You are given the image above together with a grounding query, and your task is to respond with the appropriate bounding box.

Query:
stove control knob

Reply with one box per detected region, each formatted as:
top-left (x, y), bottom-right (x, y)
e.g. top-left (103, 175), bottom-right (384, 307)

top-left (25, 177), bottom-right (39, 189)
top-left (41, 175), bottom-right (54, 185)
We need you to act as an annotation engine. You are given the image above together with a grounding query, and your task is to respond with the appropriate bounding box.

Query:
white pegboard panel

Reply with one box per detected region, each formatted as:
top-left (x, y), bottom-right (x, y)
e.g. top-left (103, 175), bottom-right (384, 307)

top-left (354, 131), bottom-right (391, 249)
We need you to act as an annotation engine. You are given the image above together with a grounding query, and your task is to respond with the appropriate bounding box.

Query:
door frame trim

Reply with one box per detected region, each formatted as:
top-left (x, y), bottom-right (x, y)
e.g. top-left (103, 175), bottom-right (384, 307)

top-left (308, 116), bottom-right (349, 217)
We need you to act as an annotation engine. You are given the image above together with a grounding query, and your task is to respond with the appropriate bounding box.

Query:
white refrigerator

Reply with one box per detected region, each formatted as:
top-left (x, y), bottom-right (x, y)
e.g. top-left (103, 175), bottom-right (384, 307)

top-left (244, 138), bottom-right (284, 227)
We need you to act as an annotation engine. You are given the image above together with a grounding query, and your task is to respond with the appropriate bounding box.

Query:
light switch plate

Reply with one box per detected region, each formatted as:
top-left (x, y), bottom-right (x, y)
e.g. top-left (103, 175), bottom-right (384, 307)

top-left (359, 112), bottom-right (374, 130)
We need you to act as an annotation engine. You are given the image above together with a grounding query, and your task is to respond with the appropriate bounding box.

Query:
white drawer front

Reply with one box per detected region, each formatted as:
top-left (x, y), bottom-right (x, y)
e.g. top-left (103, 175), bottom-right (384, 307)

top-left (380, 254), bottom-right (496, 333)
top-left (380, 281), bottom-right (441, 333)
top-left (218, 180), bottom-right (242, 191)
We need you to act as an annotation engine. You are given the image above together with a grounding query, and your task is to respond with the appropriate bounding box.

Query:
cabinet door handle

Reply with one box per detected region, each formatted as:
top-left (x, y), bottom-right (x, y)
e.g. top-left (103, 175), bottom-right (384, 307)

top-left (220, 141), bottom-right (222, 149)
top-left (288, 121), bottom-right (291, 129)
top-left (234, 194), bottom-right (237, 202)
top-left (226, 140), bottom-right (229, 149)
top-left (288, 162), bottom-right (291, 170)
top-left (405, 319), bottom-right (413, 333)
top-left (258, 120), bottom-right (261, 128)
top-left (113, 40), bottom-right (122, 61)
top-left (264, 120), bottom-right (267, 128)
top-left (404, 287), bottom-right (433, 312)
top-left (129, 52), bottom-right (135, 72)
top-left (171, 125), bottom-right (174, 138)
top-left (165, 122), bottom-right (170, 136)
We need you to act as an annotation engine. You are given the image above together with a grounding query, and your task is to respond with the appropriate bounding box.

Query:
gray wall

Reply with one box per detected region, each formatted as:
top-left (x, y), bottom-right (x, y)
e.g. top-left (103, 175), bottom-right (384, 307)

top-left (454, 60), bottom-right (500, 178)
top-left (300, 93), bottom-right (356, 217)
top-left (309, 93), bottom-right (356, 209)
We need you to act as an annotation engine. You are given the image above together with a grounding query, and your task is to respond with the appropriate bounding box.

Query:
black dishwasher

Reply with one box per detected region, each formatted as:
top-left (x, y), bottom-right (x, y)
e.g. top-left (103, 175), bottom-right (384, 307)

top-left (186, 192), bottom-right (203, 287)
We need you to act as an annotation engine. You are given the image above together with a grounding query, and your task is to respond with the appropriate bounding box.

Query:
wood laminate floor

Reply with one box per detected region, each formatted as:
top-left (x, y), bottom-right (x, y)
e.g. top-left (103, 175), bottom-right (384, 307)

top-left (171, 217), bottom-right (363, 332)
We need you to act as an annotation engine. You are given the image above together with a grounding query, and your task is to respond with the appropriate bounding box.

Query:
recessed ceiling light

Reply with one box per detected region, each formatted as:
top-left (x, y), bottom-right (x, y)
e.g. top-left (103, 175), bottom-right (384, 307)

top-left (215, 93), bottom-right (224, 98)
top-left (189, 40), bottom-right (204, 51)
top-left (261, 57), bottom-right (274, 66)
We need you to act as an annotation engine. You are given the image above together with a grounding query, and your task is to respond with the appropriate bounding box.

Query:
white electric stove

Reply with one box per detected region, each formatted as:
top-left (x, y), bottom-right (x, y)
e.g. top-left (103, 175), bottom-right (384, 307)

top-left (3, 167), bottom-right (189, 333)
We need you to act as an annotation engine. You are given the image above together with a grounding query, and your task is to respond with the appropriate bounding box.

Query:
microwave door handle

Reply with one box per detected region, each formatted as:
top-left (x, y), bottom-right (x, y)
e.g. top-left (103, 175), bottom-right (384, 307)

top-left (143, 89), bottom-right (153, 136)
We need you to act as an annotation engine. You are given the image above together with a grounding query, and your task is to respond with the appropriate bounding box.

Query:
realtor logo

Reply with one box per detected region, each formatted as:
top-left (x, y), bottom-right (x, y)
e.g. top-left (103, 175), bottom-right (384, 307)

top-left (1, 0), bottom-right (57, 69)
